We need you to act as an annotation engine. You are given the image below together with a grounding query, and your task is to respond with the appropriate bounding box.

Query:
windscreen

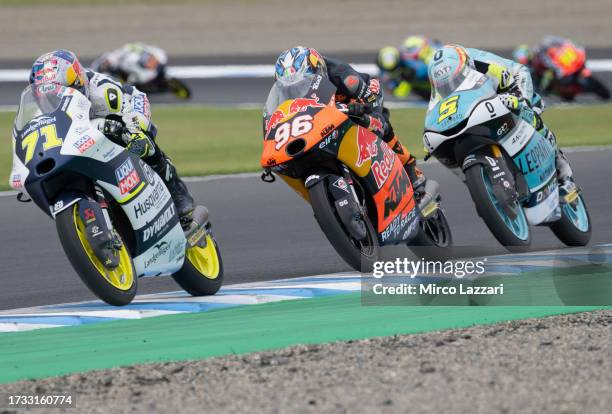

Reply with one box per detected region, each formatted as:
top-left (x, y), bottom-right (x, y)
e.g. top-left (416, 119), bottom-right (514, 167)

top-left (14, 84), bottom-right (65, 130)
top-left (430, 64), bottom-right (472, 99)
top-left (264, 73), bottom-right (316, 115)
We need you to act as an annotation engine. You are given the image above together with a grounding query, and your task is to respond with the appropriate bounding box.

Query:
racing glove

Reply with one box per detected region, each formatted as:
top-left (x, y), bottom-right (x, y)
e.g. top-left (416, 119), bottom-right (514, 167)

top-left (498, 93), bottom-right (521, 111)
top-left (125, 131), bottom-right (155, 158)
top-left (122, 112), bottom-right (156, 158)
top-left (347, 102), bottom-right (372, 117)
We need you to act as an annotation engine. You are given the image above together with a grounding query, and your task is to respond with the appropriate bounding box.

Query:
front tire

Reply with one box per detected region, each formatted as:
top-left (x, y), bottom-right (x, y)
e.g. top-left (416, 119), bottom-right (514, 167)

top-left (56, 204), bottom-right (137, 306)
top-left (585, 76), bottom-right (611, 100)
top-left (171, 234), bottom-right (223, 296)
top-left (309, 178), bottom-right (378, 272)
top-left (549, 194), bottom-right (591, 246)
top-left (465, 164), bottom-right (531, 252)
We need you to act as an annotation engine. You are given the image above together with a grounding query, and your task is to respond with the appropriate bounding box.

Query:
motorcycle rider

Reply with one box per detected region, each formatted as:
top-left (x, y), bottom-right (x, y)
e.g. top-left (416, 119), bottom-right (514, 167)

top-left (91, 42), bottom-right (167, 87)
top-left (376, 35), bottom-right (442, 100)
top-left (273, 46), bottom-right (427, 188)
top-left (513, 36), bottom-right (608, 101)
top-left (29, 49), bottom-right (195, 226)
top-left (428, 45), bottom-right (573, 184)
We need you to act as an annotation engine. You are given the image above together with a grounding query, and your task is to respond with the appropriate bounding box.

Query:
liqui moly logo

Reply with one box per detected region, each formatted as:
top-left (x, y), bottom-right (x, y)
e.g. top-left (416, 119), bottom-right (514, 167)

top-left (115, 158), bottom-right (141, 195)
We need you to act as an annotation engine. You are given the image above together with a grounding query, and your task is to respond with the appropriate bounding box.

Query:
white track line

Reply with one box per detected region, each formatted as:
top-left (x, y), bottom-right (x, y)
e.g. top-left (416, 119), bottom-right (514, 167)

top-left (1, 60), bottom-right (611, 82)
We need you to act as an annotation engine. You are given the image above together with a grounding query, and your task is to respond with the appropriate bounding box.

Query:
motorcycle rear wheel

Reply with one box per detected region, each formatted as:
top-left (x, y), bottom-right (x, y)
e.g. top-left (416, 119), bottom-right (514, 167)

top-left (171, 234), bottom-right (224, 295)
top-left (56, 204), bottom-right (137, 306)
top-left (549, 194), bottom-right (591, 246)
top-left (167, 78), bottom-right (192, 100)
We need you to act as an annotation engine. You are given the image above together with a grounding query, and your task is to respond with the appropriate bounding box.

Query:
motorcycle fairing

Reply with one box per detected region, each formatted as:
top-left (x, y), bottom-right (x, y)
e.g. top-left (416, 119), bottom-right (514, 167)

top-left (337, 124), bottom-right (418, 245)
top-left (12, 86), bottom-right (185, 277)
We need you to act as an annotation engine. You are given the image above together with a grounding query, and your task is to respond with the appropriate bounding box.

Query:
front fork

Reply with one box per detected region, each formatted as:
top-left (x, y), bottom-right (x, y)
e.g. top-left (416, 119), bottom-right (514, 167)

top-left (327, 167), bottom-right (369, 241)
top-left (77, 186), bottom-right (122, 268)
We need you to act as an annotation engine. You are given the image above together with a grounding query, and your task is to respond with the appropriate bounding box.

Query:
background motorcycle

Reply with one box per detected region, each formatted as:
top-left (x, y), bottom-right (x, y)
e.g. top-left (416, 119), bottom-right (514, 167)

top-left (532, 42), bottom-right (610, 101)
top-left (423, 64), bottom-right (591, 251)
top-left (261, 74), bottom-right (452, 271)
top-left (9, 84), bottom-right (222, 305)
top-left (91, 47), bottom-right (192, 100)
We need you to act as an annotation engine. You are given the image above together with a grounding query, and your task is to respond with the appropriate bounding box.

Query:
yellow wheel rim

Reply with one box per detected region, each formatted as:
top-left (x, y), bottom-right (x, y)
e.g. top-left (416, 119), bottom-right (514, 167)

top-left (186, 234), bottom-right (220, 279)
top-left (73, 205), bottom-right (135, 291)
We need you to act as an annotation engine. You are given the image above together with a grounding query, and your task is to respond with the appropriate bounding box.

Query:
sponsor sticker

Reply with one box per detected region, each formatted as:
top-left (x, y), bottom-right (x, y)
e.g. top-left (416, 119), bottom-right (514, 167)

top-left (73, 135), bottom-right (95, 153)
top-left (115, 158), bottom-right (141, 195)
top-left (142, 204), bottom-right (175, 242)
top-left (133, 180), bottom-right (168, 218)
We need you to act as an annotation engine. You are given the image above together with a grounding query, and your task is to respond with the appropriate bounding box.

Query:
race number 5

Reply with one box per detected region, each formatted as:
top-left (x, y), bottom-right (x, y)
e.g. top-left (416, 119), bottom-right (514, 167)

top-left (274, 115), bottom-right (313, 150)
top-left (21, 124), bottom-right (62, 164)
top-left (438, 95), bottom-right (459, 123)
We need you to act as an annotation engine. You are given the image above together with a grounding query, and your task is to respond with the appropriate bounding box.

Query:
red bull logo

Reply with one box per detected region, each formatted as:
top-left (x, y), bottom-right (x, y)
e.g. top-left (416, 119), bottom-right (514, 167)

top-left (356, 127), bottom-right (378, 167)
top-left (265, 96), bottom-right (325, 137)
top-left (369, 117), bottom-right (384, 133)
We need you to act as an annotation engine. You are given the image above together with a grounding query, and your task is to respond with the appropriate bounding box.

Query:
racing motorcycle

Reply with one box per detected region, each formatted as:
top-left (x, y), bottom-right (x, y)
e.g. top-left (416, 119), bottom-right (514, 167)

top-left (532, 42), bottom-right (610, 101)
top-left (9, 84), bottom-right (222, 306)
top-left (260, 74), bottom-right (452, 271)
top-left (91, 49), bottom-right (191, 100)
top-left (423, 61), bottom-right (591, 251)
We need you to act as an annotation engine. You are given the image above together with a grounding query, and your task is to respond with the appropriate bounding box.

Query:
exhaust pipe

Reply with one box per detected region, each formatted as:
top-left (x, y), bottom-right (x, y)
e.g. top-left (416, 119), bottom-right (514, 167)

top-left (417, 179), bottom-right (440, 218)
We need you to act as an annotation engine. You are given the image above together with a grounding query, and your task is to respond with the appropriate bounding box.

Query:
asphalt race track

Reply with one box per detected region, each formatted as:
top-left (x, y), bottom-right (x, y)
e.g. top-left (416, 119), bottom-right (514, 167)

top-left (0, 149), bottom-right (610, 310)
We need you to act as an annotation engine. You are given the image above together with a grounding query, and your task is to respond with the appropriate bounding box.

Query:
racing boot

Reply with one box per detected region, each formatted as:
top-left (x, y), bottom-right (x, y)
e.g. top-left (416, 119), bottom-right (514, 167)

top-left (147, 152), bottom-right (195, 228)
top-left (387, 135), bottom-right (426, 190)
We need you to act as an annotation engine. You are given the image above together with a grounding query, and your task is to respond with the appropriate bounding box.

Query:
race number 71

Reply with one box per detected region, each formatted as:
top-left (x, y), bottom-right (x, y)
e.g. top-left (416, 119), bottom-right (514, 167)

top-left (21, 124), bottom-right (62, 164)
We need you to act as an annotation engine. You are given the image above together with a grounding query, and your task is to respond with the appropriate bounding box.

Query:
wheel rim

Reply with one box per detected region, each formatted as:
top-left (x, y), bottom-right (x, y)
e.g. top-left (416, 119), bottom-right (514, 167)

top-left (73, 205), bottom-right (134, 291)
top-left (421, 212), bottom-right (451, 247)
top-left (186, 234), bottom-right (220, 279)
top-left (481, 169), bottom-right (530, 241)
top-left (563, 196), bottom-right (589, 232)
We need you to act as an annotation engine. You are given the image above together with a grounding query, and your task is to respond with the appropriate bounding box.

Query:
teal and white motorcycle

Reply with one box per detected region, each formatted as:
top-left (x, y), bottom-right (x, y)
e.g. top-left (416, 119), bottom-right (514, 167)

top-left (423, 63), bottom-right (591, 251)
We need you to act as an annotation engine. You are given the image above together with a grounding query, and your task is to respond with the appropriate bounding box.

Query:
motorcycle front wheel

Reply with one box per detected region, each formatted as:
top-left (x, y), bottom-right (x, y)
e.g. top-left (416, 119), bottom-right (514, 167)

top-left (309, 177), bottom-right (379, 272)
top-left (465, 164), bottom-right (531, 252)
top-left (56, 204), bottom-right (137, 306)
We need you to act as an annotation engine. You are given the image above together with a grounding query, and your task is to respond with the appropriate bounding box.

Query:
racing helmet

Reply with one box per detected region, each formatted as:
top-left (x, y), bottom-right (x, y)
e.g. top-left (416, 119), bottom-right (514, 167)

top-left (376, 46), bottom-right (401, 71)
top-left (401, 35), bottom-right (437, 64)
top-left (274, 46), bottom-right (327, 81)
top-left (513, 44), bottom-right (533, 65)
top-left (427, 45), bottom-right (474, 97)
top-left (29, 49), bottom-right (88, 95)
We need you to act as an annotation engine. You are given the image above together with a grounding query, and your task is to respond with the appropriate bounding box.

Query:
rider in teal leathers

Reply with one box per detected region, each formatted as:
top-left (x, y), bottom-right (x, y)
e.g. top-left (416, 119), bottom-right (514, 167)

top-left (428, 45), bottom-right (573, 185)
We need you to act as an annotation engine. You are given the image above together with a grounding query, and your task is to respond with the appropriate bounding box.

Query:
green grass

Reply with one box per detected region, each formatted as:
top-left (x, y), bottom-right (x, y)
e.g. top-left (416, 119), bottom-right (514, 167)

top-left (2, 104), bottom-right (611, 191)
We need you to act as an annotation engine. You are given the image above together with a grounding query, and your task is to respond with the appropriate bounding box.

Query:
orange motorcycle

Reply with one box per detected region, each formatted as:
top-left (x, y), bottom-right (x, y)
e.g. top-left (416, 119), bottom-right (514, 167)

top-left (260, 74), bottom-right (452, 271)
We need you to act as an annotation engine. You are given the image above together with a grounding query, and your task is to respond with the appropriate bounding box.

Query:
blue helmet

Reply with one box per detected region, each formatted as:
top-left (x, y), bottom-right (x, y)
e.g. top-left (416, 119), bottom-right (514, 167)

top-left (274, 46), bottom-right (327, 81)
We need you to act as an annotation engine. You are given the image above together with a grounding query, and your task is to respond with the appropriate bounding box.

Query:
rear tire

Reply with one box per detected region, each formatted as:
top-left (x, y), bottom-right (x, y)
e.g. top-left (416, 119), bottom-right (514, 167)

top-left (549, 194), bottom-right (591, 246)
top-left (167, 78), bottom-right (191, 100)
top-left (465, 164), bottom-right (531, 252)
top-left (309, 178), bottom-right (378, 272)
top-left (56, 204), bottom-right (137, 306)
top-left (172, 234), bottom-right (224, 295)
